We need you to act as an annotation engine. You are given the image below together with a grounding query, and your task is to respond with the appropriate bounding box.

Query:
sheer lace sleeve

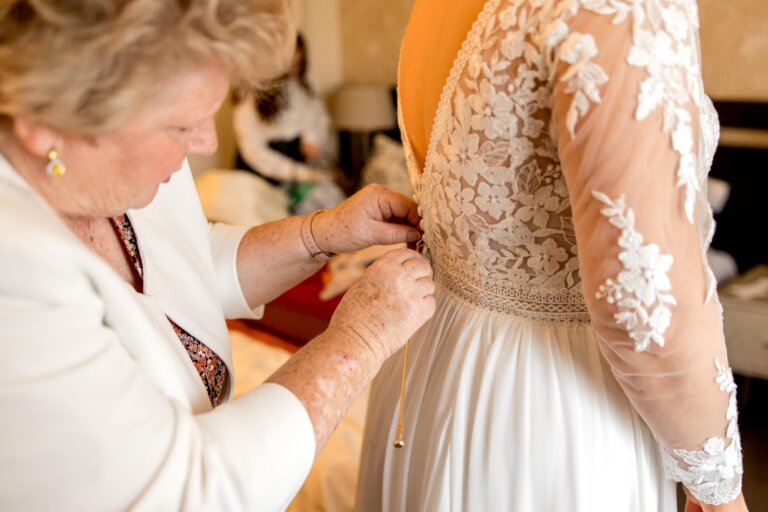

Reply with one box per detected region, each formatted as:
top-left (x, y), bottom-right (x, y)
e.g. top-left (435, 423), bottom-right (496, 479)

top-left (547, 0), bottom-right (742, 504)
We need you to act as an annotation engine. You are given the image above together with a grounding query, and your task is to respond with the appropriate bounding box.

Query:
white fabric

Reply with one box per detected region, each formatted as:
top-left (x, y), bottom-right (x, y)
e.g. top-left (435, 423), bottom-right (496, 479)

top-left (707, 249), bottom-right (738, 284)
top-left (233, 79), bottom-right (335, 183)
top-left (707, 177), bottom-right (731, 215)
top-left (357, 0), bottom-right (742, 509)
top-left (196, 168), bottom-right (291, 226)
top-left (360, 134), bottom-right (414, 198)
top-left (0, 155), bottom-right (315, 510)
top-left (359, 293), bottom-right (673, 511)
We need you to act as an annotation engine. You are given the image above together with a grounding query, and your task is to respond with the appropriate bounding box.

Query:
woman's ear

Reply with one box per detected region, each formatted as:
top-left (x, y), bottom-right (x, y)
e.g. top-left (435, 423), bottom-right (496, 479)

top-left (10, 117), bottom-right (63, 158)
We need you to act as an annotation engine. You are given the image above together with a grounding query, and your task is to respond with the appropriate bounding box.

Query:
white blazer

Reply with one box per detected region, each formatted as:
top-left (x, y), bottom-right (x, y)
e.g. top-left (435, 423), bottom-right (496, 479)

top-left (0, 155), bottom-right (315, 511)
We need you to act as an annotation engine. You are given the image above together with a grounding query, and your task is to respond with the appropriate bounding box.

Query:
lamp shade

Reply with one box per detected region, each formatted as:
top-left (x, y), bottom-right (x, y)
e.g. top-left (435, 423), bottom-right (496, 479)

top-left (331, 84), bottom-right (396, 131)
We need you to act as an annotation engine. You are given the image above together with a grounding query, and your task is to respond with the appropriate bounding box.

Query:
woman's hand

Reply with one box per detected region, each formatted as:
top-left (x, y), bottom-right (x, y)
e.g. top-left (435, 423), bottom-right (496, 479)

top-left (684, 488), bottom-right (748, 512)
top-left (312, 184), bottom-right (422, 255)
top-left (266, 247), bottom-right (434, 454)
top-left (328, 247), bottom-right (435, 361)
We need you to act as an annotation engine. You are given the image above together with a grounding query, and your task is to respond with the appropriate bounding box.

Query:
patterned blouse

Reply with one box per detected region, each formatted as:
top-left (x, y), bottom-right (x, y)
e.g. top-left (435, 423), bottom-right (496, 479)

top-left (110, 214), bottom-right (228, 408)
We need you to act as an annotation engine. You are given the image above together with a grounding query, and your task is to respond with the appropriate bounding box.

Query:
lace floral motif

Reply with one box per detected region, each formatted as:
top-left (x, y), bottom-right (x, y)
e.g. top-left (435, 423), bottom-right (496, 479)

top-left (592, 192), bottom-right (676, 352)
top-left (661, 359), bottom-right (743, 505)
top-left (549, 0), bottom-right (706, 223)
top-left (406, 0), bottom-right (718, 324)
top-left (409, 0), bottom-right (589, 324)
top-left (547, 28), bottom-right (608, 137)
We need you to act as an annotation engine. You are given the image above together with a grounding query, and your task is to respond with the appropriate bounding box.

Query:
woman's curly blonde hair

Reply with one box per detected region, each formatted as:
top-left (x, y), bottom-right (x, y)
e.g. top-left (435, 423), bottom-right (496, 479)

top-left (0, 0), bottom-right (295, 136)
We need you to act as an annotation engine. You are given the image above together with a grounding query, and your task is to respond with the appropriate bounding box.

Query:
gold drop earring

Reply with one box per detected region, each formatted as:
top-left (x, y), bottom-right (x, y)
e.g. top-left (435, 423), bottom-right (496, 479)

top-left (45, 148), bottom-right (66, 177)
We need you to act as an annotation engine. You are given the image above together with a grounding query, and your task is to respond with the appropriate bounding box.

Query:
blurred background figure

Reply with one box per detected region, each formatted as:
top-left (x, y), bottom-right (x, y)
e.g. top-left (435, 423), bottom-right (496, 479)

top-left (233, 33), bottom-right (345, 214)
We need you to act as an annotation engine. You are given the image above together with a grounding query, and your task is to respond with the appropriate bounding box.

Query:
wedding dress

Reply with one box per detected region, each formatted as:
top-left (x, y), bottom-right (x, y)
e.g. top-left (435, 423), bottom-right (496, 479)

top-left (355, 0), bottom-right (742, 510)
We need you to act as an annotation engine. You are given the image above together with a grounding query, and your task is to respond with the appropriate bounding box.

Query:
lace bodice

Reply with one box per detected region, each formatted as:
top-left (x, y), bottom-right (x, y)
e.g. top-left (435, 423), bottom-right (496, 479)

top-left (401, 0), bottom-right (719, 326)
top-left (399, 0), bottom-right (741, 505)
top-left (402, 1), bottom-right (589, 325)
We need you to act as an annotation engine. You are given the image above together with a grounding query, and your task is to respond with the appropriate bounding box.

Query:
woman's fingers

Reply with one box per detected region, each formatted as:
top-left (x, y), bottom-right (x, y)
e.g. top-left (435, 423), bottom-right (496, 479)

top-left (328, 247), bottom-right (435, 361)
top-left (373, 222), bottom-right (421, 246)
top-left (313, 184), bottom-right (422, 254)
top-left (383, 248), bottom-right (434, 297)
top-left (400, 252), bottom-right (432, 276)
top-left (373, 186), bottom-right (420, 227)
top-left (386, 246), bottom-right (423, 263)
top-left (415, 275), bottom-right (436, 298)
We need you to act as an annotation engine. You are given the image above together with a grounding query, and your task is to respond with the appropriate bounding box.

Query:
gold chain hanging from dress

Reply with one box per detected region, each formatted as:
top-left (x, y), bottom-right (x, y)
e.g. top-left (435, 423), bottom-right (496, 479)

top-left (394, 238), bottom-right (429, 448)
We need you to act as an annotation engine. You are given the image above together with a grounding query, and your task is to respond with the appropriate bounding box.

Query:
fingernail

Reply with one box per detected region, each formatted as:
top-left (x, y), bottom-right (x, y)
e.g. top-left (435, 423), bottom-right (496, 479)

top-left (406, 230), bottom-right (420, 242)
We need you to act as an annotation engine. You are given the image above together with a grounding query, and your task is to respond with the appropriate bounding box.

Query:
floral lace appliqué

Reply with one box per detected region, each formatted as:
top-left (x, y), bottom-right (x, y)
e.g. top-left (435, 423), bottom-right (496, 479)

top-left (550, 0), bottom-right (704, 223)
top-left (593, 191), bottom-right (676, 352)
top-left (408, 0), bottom-right (589, 325)
top-left (403, 0), bottom-right (717, 323)
top-left (548, 28), bottom-right (608, 137)
top-left (661, 359), bottom-right (743, 505)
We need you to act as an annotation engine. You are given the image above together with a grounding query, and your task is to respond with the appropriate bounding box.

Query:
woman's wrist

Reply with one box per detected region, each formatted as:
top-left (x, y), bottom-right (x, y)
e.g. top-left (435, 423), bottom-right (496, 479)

top-left (309, 209), bottom-right (336, 257)
top-left (299, 210), bottom-right (336, 262)
top-left (323, 323), bottom-right (387, 368)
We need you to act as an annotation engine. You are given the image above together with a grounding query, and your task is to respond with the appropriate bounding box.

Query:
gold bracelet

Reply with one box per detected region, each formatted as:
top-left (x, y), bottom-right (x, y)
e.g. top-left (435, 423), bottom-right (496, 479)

top-left (300, 210), bottom-right (336, 262)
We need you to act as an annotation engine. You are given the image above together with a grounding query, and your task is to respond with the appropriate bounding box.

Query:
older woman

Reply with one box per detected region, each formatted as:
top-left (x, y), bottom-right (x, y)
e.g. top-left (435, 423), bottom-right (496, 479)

top-left (0, 1), bottom-right (434, 510)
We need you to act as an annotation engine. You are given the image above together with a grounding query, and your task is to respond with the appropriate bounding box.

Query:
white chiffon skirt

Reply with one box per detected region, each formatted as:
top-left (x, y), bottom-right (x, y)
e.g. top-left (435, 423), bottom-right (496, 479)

top-left (355, 287), bottom-right (677, 511)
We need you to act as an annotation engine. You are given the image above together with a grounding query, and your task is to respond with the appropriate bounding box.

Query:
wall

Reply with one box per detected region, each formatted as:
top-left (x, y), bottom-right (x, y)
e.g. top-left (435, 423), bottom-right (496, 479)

top-left (339, 0), bottom-right (414, 86)
top-left (320, 0), bottom-right (768, 152)
top-left (700, 0), bottom-right (768, 101)
top-left (301, 0), bottom-right (344, 94)
top-left (330, 0), bottom-right (767, 100)
top-left (308, 1), bottom-right (768, 154)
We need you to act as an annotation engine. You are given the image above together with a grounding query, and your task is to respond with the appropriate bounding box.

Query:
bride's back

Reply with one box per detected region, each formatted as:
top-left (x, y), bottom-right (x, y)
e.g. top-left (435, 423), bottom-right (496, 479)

top-left (400, 0), bottom-right (589, 325)
top-left (399, 0), bottom-right (487, 171)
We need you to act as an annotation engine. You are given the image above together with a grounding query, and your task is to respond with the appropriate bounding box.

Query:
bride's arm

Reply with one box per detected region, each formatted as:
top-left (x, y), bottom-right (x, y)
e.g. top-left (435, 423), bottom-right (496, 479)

top-left (547, 1), bottom-right (745, 507)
